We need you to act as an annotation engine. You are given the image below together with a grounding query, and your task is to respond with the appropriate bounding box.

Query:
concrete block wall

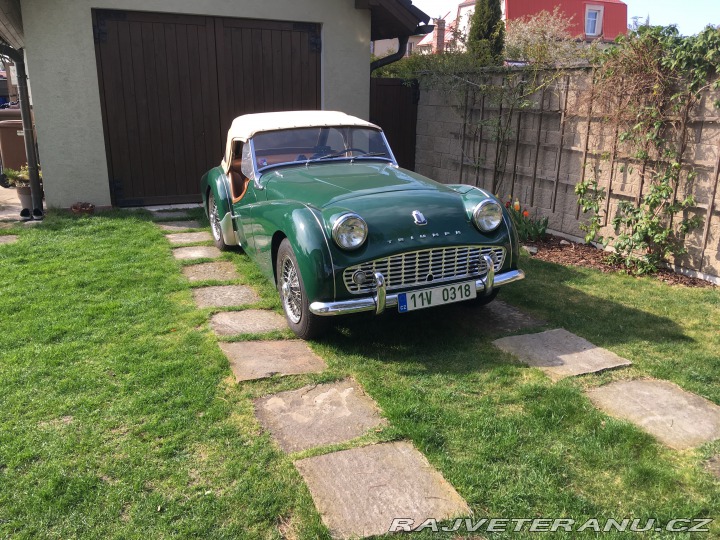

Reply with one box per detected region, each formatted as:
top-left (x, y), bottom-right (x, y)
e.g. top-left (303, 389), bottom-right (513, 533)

top-left (414, 70), bottom-right (720, 282)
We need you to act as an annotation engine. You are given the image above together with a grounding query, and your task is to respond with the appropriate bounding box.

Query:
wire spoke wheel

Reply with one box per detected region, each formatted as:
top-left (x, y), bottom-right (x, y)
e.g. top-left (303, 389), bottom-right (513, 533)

top-left (209, 195), bottom-right (222, 242)
top-left (280, 256), bottom-right (303, 324)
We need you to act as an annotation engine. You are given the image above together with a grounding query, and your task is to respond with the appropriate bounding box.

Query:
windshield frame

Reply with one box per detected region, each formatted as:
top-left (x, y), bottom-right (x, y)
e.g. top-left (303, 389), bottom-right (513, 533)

top-left (249, 126), bottom-right (397, 188)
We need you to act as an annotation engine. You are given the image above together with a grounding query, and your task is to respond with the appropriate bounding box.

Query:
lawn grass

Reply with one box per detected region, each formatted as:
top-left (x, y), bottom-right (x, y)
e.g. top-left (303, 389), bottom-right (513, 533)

top-left (0, 212), bottom-right (326, 539)
top-left (1, 212), bottom-right (719, 539)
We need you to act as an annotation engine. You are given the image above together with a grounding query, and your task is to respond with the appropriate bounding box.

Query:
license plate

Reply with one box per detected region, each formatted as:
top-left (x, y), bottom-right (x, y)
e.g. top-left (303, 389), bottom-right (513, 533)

top-left (398, 281), bottom-right (477, 312)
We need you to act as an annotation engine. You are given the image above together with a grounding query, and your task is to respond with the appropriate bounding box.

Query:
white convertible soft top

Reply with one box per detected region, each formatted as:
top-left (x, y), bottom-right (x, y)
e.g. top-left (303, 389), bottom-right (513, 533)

top-left (222, 110), bottom-right (381, 172)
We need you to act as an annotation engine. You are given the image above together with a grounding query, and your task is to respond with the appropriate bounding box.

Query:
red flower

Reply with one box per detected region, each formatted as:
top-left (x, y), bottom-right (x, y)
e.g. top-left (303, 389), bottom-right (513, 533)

top-left (505, 201), bottom-right (511, 208)
top-left (523, 210), bottom-right (529, 217)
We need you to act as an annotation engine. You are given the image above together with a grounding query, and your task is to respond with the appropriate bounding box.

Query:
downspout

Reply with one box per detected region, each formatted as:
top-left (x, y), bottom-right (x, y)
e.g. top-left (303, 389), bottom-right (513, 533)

top-left (0, 44), bottom-right (42, 217)
top-left (371, 35), bottom-right (409, 72)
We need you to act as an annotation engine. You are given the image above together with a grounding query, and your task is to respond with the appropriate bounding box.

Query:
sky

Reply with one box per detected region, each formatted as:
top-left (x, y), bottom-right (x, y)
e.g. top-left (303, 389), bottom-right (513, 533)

top-left (411, 0), bottom-right (720, 36)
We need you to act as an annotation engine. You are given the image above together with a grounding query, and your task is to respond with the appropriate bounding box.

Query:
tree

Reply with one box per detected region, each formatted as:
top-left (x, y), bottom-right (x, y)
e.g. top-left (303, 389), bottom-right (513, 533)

top-left (505, 7), bottom-right (589, 67)
top-left (467, 0), bottom-right (505, 64)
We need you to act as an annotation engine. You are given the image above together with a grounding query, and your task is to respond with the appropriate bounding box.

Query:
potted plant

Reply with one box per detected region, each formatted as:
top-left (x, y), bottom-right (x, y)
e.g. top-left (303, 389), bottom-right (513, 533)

top-left (3, 165), bottom-right (42, 215)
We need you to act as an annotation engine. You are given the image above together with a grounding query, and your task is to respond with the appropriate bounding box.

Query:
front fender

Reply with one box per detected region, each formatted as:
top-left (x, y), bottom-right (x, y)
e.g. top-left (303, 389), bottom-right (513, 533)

top-left (449, 184), bottom-right (520, 269)
top-left (251, 201), bottom-right (335, 302)
top-left (201, 167), bottom-right (236, 244)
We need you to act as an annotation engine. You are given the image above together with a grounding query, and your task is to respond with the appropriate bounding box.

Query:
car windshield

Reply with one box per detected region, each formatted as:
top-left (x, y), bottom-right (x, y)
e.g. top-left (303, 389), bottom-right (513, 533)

top-left (252, 126), bottom-right (392, 172)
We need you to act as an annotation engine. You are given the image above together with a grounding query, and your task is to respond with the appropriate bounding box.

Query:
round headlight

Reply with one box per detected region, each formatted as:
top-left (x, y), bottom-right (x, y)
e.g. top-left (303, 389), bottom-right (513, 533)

top-left (473, 199), bottom-right (503, 232)
top-left (332, 213), bottom-right (368, 250)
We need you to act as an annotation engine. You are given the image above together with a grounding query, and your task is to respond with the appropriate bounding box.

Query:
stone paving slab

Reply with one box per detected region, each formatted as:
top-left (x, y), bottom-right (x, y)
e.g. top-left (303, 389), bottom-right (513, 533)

top-left (182, 261), bottom-right (239, 282)
top-left (458, 300), bottom-right (545, 335)
top-left (587, 379), bottom-right (720, 450)
top-left (255, 380), bottom-right (385, 452)
top-left (493, 328), bottom-right (631, 381)
top-left (221, 340), bottom-right (327, 382)
top-left (151, 210), bottom-right (193, 221)
top-left (157, 220), bottom-right (202, 232)
top-left (0, 235), bottom-right (18, 245)
top-left (166, 231), bottom-right (213, 245)
top-left (172, 246), bottom-right (221, 260)
top-left (210, 310), bottom-right (287, 335)
top-left (295, 441), bottom-right (470, 539)
top-left (193, 285), bottom-right (260, 308)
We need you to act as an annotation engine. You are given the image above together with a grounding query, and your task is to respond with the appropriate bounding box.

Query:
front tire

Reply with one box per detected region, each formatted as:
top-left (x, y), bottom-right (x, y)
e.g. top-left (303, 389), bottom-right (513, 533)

top-left (276, 239), bottom-right (328, 340)
top-left (208, 192), bottom-right (230, 251)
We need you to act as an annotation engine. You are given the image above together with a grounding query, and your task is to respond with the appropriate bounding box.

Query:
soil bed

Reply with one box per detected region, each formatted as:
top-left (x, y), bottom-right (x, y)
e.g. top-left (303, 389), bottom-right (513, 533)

top-left (524, 235), bottom-right (715, 288)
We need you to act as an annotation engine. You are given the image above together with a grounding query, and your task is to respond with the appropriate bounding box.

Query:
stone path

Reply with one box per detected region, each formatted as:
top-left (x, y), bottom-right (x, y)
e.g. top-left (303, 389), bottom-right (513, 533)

top-left (210, 310), bottom-right (287, 335)
top-left (587, 379), bottom-right (720, 450)
top-left (255, 380), bottom-right (385, 452)
top-left (295, 442), bottom-right (470, 539)
top-left (221, 340), bottom-right (326, 382)
top-left (150, 209), bottom-right (193, 220)
top-left (0, 186), bottom-right (21, 220)
top-left (172, 246), bottom-right (222, 260)
top-left (166, 232), bottom-right (213, 245)
top-left (0, 235), bottom-right (18, 245)
top-left (157, 220), bottom-right (202, 232)
top-left (193, 285), bottom-right (260, 308)
top-left (493, 328), bottom-right (632, 381)
top-left (182, 262), bottom-right (239, 282)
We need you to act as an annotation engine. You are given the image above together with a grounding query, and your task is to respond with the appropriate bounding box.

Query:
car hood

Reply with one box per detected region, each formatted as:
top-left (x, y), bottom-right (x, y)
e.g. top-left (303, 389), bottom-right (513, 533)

top-left (262, 162), bottom-right (496, 254)
top-left (263, 162), bottom-right (459, 208)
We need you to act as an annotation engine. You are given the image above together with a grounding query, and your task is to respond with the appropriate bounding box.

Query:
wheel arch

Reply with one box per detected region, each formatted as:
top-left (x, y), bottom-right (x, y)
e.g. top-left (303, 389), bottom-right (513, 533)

top-left (271, 231), bottom-right (287, 285)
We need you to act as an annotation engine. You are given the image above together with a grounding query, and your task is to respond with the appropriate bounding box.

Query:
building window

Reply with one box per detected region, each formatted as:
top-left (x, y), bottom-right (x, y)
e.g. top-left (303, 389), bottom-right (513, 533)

top-left (406, 42), bottom-right (414, 56)
top-left (585, 6), bottom-right (604, 36)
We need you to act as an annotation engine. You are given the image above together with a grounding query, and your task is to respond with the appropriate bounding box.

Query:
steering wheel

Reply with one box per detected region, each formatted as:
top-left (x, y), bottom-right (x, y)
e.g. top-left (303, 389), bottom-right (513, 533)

top-left (316, 148), bottom-right (368, 160)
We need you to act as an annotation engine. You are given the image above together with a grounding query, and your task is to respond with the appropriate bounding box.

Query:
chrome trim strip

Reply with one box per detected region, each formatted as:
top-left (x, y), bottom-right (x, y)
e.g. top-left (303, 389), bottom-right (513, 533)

top-left (502, 209), bottom-right (515, 267)
top-left (309, 269), bottom-right (525, 316)
top-left (379, 131), bottom-right (399, 166)
top-left (249, 138), bottom-right (264, 190)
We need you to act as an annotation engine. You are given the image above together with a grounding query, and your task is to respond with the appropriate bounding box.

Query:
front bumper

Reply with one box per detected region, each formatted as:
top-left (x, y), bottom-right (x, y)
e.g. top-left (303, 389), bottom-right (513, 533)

top-left (309, 256), bottom-right (525, 317)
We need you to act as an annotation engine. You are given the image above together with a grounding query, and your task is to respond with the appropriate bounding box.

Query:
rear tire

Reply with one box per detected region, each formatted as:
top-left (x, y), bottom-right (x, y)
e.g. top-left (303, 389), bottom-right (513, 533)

top-left (276, 238), bottom-right (328, 340)
top-left (208, 192), bottom-right (230, 251)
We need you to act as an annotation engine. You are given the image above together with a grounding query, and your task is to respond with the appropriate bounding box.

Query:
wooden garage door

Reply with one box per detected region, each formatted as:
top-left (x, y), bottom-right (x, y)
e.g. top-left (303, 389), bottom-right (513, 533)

top-left (93, 10), bottom-right (321, 207)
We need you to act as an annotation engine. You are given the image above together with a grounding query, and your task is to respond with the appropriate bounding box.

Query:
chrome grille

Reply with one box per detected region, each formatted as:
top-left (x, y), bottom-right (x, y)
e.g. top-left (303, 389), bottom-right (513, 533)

top-left (343, 245), bottom-right (506, 294)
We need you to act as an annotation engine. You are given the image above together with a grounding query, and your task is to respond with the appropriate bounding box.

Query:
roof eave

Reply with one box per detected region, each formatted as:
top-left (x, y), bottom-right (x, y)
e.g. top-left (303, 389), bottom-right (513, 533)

top-left (0, 0), bottom-right (23, 50)
top-left (357, 0), bottom-right (431, 41)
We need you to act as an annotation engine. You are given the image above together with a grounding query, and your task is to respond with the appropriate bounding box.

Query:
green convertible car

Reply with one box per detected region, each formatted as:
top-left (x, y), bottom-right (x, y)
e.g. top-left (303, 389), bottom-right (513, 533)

top-left (201, 110), bottom-right (525, 339)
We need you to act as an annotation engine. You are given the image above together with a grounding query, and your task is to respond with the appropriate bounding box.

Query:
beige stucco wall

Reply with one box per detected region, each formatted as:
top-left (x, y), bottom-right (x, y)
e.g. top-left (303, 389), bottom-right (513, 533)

top-left (20, 0), bottom-right (371, 207)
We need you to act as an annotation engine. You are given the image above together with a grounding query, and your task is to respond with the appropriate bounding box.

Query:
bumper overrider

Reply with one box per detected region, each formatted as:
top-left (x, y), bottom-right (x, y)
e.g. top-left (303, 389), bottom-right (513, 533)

top-left (310, 254), bottom-right (525, 316)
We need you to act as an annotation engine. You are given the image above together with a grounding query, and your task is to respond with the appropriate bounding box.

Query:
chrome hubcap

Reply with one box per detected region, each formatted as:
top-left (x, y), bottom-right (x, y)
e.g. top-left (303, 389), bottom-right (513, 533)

top-left (280, 256), bottom-right (302, 324)
top-left (209, 197), bottom-right (221, 241)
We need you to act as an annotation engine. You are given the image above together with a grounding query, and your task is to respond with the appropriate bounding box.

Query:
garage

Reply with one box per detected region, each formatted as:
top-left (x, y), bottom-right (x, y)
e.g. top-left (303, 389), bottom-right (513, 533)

top-left (93, 9), bottom-right (321, 206)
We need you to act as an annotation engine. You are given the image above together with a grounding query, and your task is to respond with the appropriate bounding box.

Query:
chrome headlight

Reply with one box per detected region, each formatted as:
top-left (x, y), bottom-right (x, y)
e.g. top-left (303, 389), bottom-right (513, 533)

top-left (332, 213), bottom-right (368, 250)
top-left (473, 199), bottom-right (503, 232)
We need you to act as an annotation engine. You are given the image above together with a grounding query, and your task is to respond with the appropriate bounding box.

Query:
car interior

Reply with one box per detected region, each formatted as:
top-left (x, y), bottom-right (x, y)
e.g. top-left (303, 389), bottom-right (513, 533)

top-left (228, 141), bottom-right (250, 203)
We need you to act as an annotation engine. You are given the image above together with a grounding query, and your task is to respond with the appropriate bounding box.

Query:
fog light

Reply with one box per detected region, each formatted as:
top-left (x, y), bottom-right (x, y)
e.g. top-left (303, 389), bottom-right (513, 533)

top-left (352, 270), bottom-right (368, 285)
